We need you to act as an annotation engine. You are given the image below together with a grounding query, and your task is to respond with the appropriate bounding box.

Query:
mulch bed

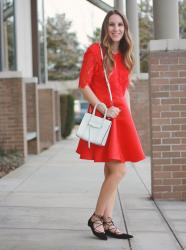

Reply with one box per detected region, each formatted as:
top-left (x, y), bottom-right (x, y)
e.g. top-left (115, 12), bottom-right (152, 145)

top-left (0, 149), bottom-right (24, 178)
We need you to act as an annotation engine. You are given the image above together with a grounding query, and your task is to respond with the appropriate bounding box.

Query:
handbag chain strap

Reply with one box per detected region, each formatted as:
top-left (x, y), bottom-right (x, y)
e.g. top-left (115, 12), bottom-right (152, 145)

top-left (99, 44), bottom-right (113, 102)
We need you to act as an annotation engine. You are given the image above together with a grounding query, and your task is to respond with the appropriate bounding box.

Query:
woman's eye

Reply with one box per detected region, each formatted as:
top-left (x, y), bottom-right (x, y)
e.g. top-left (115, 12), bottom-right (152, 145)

top-left (109, 23), bottom-right (124, 27)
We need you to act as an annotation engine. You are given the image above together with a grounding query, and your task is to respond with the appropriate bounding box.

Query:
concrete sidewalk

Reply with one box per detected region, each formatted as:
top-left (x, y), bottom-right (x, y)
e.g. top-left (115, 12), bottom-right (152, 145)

top-left (0, 135), bottom-right (185, 250)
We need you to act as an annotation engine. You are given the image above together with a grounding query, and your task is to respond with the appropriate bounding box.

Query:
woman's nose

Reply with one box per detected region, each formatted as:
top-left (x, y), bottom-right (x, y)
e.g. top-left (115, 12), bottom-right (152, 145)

top-left (114, 25), bottom-right (119, 31)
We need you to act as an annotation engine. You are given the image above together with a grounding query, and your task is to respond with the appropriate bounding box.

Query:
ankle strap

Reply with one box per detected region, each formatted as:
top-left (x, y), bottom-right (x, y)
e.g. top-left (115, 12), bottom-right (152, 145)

top-left (93, 212), bottom-right (103, 220)
top-left (103, 216), bottom-right (112, 221)
top-left (103, 217), bottom-right (114, 225)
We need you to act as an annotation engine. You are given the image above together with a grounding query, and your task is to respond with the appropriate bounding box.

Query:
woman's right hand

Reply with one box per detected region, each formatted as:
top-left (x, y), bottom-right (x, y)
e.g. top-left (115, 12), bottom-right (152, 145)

top-left (106, 106), bottom-right (121, 119)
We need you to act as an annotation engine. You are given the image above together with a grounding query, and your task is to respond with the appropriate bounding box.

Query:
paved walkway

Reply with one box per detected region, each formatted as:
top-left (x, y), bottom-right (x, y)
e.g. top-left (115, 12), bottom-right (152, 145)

top-left (0, 133), bottom-right (185, 250)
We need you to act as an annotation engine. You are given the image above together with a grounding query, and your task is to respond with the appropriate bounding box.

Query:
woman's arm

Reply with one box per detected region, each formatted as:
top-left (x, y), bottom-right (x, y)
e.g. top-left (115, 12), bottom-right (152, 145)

top-left (80, 86), bottom-right (104, 112)
top-left (80, 86), bottom-right (120, 118)
top-left (124, 89), bottom-right (131, 112)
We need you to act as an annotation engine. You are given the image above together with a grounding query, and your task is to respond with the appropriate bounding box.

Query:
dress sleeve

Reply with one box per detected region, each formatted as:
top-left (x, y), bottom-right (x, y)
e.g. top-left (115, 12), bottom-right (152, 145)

top-left (78, 48), bottom-right (96, 88)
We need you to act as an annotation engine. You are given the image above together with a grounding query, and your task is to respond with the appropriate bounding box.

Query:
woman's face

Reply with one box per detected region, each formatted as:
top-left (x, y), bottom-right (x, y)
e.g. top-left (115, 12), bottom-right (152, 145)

top-left (108, 14), bottom-right (125, 43)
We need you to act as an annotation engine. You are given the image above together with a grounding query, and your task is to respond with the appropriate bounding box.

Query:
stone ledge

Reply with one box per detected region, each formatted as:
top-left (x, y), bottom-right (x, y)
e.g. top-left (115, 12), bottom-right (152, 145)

top-left (0, 71), bottom-right (22, 78)
top-left (132, 73), bottom-right (149, 81)
top-left (23, 77), bottom-right (38, 84)
top-left (149, 39), bottom-right (186, 52)
top-left (26, 132), bottom-right (37, 141)
top-left (38, 85), bottom-right (54, 90)
top-left (55, 126), bottom-right (59, 132)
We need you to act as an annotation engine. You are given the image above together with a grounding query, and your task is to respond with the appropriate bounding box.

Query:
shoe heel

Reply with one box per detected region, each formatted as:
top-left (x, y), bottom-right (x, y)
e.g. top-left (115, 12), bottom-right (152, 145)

top-left (87, 215), bottom-right (107, 240)
top-left (88, 218), bottom-right (91, 227)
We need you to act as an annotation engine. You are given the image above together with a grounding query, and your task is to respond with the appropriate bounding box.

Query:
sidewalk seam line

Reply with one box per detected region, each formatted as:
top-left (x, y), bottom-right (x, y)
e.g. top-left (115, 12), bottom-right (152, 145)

top-left (117, 189), bottom-right (133, 250)
top-left (132, 163), bottom-right (184, 250)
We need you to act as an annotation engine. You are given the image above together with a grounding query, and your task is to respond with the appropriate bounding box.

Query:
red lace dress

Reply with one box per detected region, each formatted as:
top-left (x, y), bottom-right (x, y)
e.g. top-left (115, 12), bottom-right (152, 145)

top-left (76, 43), bottom-right (145, 163)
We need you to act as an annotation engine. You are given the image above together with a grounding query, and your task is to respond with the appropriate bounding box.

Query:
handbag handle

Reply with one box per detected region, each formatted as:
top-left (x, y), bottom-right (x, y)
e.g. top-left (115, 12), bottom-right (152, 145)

top-left (92, 102), bottom-right (108, 119)
top-left (99, 44), bottom-right (113, 102)
top-left (87, 102), bottom-right (111, 148)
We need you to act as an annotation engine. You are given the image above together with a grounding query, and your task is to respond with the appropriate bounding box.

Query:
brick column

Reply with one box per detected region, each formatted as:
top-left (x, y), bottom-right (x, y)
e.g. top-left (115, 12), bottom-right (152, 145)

top-left (38, 88), bottom-right (55, 151)
top-left (25, 78), bottom-right (40, 154)
top-left (149, 40), bottom-right (186, 200)
top-left (0, 72), bottom-right (27, 159)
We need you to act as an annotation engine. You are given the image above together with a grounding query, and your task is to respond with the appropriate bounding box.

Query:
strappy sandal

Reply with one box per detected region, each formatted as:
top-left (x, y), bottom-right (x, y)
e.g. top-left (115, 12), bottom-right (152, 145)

top-left (88, 212), bottom-right (107, 240)
top-left (103, 216), bottom-right (133, 239)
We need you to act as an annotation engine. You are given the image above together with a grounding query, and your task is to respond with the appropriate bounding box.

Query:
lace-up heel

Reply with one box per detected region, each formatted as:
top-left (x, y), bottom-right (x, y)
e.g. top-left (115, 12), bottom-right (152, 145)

top-left (103, 217), bottom-right (133, 239)
top-left (88, 213), bottom-right (107, 240)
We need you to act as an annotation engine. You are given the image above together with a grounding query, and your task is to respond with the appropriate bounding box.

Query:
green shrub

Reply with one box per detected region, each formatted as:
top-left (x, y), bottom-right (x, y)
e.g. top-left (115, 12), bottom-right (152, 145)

top-left (60, 94), bottom-right (68, 137)
top-left (60, 94), bottom-right (75, 138)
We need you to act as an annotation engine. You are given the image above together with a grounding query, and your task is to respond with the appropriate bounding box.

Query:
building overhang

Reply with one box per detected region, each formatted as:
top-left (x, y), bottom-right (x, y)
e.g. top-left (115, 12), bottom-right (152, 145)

top-left (86, 0), bottom-right (113, 12)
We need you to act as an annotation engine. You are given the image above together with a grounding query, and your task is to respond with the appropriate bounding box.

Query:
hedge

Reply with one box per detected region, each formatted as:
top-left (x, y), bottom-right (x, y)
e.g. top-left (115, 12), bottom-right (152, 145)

top-left (60, 94), bottom-right (75, 138)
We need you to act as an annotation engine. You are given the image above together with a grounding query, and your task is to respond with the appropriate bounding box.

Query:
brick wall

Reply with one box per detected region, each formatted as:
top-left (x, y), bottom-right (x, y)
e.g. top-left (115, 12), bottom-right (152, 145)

top-left (129, 77), bottom-right (150, 156)
top-left (0, 74), bottom-right (27, 158)
top-left (0, 73), bottom-right (62, 163)
top-left (149, 42), bottom-right (186, 200)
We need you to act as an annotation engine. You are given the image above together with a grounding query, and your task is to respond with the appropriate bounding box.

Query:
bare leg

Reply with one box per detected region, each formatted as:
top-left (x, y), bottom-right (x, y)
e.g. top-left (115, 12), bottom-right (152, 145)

top-left (89, 161), bottom-right (126, 234)
top-left (103, 164), bottom-right (119, 218)
top-left (95, 161), bottom-right (126, 216)
top-left (89, 161), bottom-right (133, 239)
top-left (103, 162), bottom-right (128, 234)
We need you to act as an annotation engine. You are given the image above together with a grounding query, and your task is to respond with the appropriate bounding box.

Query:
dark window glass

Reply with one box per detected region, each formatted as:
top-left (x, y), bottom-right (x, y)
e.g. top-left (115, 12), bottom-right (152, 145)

top-left (1, 0), bottom-right (16, 70)
top-left (38, 0), bottom-right (47, 83)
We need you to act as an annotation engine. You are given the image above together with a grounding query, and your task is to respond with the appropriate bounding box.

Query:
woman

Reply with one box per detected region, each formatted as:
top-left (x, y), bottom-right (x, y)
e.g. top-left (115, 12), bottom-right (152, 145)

top-left (76, 10), bottom-right (145, 240)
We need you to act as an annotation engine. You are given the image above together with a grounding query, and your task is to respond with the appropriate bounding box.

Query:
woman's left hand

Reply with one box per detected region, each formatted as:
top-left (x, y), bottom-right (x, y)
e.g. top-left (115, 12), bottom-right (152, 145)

top-left (106, 106), bottom-right (121, 118)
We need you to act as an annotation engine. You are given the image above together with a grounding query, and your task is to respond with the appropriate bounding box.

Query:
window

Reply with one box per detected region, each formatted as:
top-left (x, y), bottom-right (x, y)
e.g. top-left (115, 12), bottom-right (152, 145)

top-left (0, 0), bottom-right (16, 71)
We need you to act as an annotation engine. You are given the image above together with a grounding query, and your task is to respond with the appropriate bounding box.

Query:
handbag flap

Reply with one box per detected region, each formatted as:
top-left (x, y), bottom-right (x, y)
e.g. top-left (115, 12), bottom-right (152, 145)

top-left (88, 115), bottom-right (105, 128)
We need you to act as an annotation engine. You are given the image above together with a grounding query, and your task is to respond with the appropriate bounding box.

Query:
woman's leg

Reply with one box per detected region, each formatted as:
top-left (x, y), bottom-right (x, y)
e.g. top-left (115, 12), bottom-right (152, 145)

top-left (90, 161), bottom-right (133, 239)
top-left (89, 161), bottom-right (126, 235)
top-left (95, 161), bottom-right (126, 216)
top-left (103, 163), bottom-right (118, 218)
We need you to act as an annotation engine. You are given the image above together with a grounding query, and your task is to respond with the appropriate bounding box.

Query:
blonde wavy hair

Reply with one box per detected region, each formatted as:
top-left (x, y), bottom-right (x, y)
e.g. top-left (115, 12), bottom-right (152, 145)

top-left (101, 10), bottom-right (134, 74)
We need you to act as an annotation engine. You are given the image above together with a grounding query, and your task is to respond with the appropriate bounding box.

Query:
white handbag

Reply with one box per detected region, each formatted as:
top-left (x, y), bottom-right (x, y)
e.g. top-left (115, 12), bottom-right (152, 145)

top-left (76, 44), bottom-right (113, 148)
top-left (76, 103), bottom-right (112, 148)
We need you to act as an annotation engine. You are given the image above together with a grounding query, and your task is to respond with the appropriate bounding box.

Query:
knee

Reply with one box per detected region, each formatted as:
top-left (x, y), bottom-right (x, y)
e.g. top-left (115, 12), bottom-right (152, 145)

top-left (108, 165), bottom-right (126, 181)
top-left (114, 168), bottom-right (126, 180)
